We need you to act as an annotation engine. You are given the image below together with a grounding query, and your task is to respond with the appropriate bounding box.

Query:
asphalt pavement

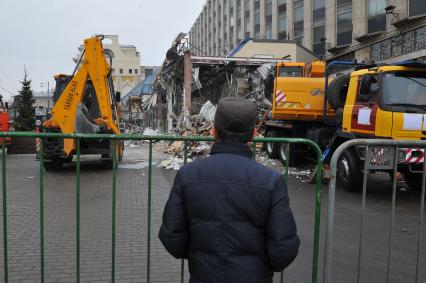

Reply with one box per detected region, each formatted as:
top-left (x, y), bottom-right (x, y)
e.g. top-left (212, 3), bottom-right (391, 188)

top-left (0, 147), bottom-right (424, 282)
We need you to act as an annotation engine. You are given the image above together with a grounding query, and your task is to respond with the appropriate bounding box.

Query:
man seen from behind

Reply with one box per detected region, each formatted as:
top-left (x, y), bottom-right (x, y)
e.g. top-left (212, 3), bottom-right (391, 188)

top-left (159, 97), bottom-right (300, 283)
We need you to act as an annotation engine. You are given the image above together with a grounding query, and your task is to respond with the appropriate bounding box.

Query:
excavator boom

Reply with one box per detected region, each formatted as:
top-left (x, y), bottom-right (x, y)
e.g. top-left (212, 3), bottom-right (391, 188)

top-left (44, 36), bottom-right (120, 156)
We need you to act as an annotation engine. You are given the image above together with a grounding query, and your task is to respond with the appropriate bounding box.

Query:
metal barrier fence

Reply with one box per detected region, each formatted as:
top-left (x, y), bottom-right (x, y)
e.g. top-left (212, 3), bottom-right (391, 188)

top-left (0, 132), bottom-right (323, 283)
top-left (324, 139), bottom-right (426, 283)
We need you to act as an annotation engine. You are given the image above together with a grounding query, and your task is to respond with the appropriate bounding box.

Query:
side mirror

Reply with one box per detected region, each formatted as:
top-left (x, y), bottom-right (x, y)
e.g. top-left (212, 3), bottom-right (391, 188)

top-left (115, 91), bottom-right (121, 103)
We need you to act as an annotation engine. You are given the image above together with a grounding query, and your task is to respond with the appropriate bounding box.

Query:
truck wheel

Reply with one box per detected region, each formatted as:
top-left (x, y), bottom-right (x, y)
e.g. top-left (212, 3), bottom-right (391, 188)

top-left (279, 143), bottom-right (304, 167)
top-left (43, 159), bottom-right (63, 171)
top-left (265, 131), bottom-right (279, 159)
top-left (402, 169), bottom-right (424, 191)
top-left (328, 74), bottom-right (350, 110)
top-left (337, 148), bottom-right (362, 191)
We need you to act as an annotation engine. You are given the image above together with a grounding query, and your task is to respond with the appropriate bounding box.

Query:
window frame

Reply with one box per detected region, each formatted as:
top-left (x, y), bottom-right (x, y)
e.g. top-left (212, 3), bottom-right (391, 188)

top-left (335, 0), bottom-right (353, 46)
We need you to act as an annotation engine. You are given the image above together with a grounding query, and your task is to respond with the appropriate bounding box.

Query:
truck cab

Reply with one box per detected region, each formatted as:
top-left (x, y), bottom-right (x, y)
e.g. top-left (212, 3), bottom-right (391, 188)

top-left (337, 63), bottom-right (426, 190)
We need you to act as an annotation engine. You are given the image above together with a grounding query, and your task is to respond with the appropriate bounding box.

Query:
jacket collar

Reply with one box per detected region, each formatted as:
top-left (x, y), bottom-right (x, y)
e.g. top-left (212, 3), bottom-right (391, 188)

top-left (210, 140), bottom-right (253, 159)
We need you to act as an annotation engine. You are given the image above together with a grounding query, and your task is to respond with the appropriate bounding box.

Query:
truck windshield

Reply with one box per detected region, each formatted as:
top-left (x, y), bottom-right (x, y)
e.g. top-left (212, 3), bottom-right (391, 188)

top-left (278, 66), bottom-right (303, 77)
top-left (382, 72), bottom-right (426, 110)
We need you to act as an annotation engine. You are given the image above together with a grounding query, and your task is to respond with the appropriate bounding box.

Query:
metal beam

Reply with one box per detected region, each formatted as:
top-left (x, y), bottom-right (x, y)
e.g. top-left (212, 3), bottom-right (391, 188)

top-left (191, 55), bottom-right (290, 65)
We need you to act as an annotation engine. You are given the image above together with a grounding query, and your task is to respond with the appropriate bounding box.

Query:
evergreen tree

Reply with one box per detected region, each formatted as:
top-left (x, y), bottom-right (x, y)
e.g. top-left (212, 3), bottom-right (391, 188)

top-left (14, 71), bottom-right (35, 131)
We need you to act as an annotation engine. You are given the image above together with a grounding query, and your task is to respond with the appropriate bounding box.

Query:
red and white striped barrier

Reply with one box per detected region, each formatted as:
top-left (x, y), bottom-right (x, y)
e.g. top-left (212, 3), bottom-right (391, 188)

top-left (402, 148), bottom-right (425, 164)
top-left (35, 127), bottom-right (40, 160)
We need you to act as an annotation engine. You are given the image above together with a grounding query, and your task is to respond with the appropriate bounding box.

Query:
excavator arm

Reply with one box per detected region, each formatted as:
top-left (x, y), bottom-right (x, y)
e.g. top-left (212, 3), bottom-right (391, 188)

top-left (44, 36), bottom-right (120, 155)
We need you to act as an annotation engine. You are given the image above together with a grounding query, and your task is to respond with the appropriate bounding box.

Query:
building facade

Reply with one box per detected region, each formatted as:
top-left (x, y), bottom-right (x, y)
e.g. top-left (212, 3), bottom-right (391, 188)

top-left (189, 0), bottom-right (426, 62)
top-left (74, 35), bottom-right (144, 96)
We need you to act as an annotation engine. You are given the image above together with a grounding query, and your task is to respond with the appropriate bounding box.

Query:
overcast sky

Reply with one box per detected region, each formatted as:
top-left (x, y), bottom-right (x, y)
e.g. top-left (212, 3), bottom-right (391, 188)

top-left (0, 0), bottom-right (205, 99)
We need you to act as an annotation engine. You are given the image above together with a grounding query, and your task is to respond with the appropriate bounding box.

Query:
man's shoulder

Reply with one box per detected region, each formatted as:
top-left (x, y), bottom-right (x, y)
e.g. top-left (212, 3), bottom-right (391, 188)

top-left (179, 154), bottom-right (283, 181)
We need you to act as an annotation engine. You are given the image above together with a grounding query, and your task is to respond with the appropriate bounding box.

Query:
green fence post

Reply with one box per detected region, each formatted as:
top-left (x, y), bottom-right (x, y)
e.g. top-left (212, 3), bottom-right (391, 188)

top-left (180, 141), bottom-right (189, 283)
top-left (2, 139), bottom-right (7, 283)
top-left (112, 140), bottom-right (117, 283)
top-left (280, 143), bottom-right (290, 283)
top-left (76, 139), bottom-right (81, 283)
top-left (39, 139), bottom-right (45, 283)
top-left (147, 141), bottom-right (153, 283)
top-left (311, 144), bottom-right (322, 283)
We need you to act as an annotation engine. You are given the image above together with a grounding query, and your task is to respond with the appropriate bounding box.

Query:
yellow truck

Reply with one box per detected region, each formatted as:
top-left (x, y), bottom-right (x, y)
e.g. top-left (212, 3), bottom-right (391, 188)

top-left (42, 35), bottom-right (123, 169)
top-left (265, 60), bottom-right (426, 191)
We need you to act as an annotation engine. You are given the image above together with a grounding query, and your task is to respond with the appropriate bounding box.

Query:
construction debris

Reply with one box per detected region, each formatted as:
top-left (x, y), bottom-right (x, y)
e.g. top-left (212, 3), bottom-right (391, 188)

top-left (143, 128), bottom-right (158, 136)
top-left (199, 100), bottom-right (216, 121)
top-left (159, 156), bottom-right (193, 171)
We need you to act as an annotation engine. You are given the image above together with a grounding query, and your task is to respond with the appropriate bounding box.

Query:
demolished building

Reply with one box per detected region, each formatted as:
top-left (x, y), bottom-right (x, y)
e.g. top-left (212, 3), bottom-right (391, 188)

top-left (147, 34), bottom-right (317, 133)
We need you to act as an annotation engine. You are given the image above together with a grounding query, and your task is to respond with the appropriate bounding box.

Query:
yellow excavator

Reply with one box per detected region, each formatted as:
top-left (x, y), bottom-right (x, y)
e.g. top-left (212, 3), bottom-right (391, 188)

top-left (42, 35), bottom-right (123, 170)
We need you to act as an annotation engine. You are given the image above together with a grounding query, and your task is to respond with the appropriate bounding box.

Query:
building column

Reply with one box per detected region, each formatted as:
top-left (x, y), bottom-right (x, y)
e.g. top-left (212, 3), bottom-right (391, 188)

top-left (325, 0), bottom-right (336, 48)
top-left (232, 0), bottom-right (237, 48)
top-left (203, 9), bottom-right (207, 53)
top-left (286, 0), bottom-right (293, 39)
top-left (207, 1), bottom-right (212, 54)
top-left (388, 0), bottom-right (407, 28)
top-left (250, 0), bottom-right (255, 38)
top-left (260, 0), bottom-right (266, 38)
top-left (352, 0), bottom-right (367, 39)
top-left (272, 0), bottom-right (278, 39)
top-left (304, 0), bottom-right (313, 50)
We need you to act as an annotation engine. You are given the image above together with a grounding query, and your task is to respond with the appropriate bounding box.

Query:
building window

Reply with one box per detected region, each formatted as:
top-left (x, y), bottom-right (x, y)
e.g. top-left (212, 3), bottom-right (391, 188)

top-left (119, 68), bottom-right (123, 74)
top-left (129, 69), bottom-right (133, 74)
top-left (313, 25), bottom-right (326, 56)
top-left (336, 0), bottom-right (352, 46)
top-left (368, 0), bottom-right (386, 34)
top-left (135, 69), bottom-right (138, 74)
top-left (409, 0), bottom-right (426, 17)
top-left (265, 0), bottom-right (273, 39)
top-left (254, 0), bottom-right (261, 39)
top-left (236, 0), bottom-right (242, 41)
top-left (244, 0), bottom-right (251, 37)
top-left (278, 0), bottom-right (287, 39)
top-left (313, 0), bottom-right (325, 57)
top-left (111, 68), bottom-right (115, 74)
top-left (293, 0), bottom-right (304, 42)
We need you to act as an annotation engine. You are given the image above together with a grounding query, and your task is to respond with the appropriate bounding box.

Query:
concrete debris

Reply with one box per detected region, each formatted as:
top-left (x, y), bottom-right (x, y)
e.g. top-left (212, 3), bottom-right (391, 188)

top-left (159, 156), bottom-right (193, 171)
top-left (143, 128), bottom-right (158, 136)
top-left (199, 100), bottom-right (216, 122)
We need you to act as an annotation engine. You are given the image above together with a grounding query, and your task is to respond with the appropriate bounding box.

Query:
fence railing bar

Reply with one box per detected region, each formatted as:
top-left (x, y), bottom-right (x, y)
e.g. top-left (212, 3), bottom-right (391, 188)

top-left (325, 139), bottom-right (426, 283)
top-left (39, 139), bottom-right (45, 283)
top-left (281, 143), bottom-right (290, 283)
top-left (0, 132), bottom-right (324, 283)
top-left (415, 146), bottom-right (426, 283)
top-left (146, 141), bottom-right (153, 283)
top-left (76, 139), bottom-right (81, 283)
top-left (385, 146), bottom-right (399, 283)
top-left (311, 145), bottom-right (323, 283)
top-left (181, 141), bottom-right (189, 283)
top-left (357, 145), bottom-right (369, 283)
top-left (2, 139), bottom-right (7, 283)
top-left (111, 140), bottom-right (117, 282)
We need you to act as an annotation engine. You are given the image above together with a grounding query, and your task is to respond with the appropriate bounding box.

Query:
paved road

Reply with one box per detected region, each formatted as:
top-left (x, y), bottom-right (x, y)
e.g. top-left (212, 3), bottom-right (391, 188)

top-left (0, 147), bottom-right (424, 282)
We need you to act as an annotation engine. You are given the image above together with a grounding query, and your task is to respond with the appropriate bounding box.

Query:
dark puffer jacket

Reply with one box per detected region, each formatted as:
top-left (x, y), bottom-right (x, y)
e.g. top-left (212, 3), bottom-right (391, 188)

top-left (159, 141), bottom-right (300, 283)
